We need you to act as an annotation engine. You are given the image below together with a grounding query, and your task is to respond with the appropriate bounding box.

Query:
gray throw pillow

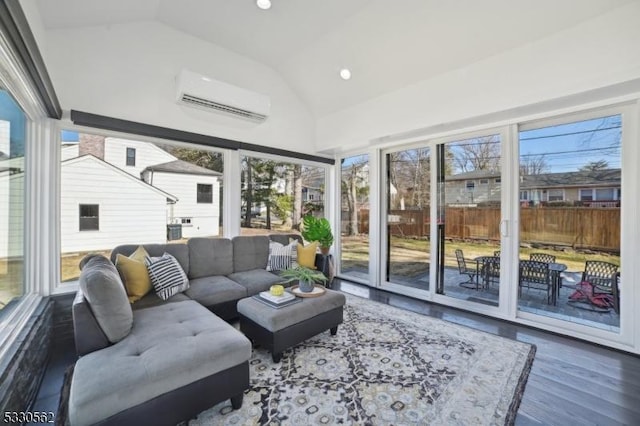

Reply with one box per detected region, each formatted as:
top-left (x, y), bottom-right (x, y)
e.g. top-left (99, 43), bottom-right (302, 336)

top-left (79, 254), bottom-right (133, 343)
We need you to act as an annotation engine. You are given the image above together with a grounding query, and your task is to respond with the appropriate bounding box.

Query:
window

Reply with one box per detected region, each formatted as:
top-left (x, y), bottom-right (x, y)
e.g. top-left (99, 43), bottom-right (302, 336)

top-left (495, 178), bottom-right (501, 184)
top-left (197, 184), bottom-right (213, 203)
top-left (479, 179), bottom-right (488, 184)
top-left (0, 89), bottom-right (26, 312)
top-left (61, 131), bottom-right (224, 282)
top-left (579, 189), bottom-right (593, 201)
top-left (548, 189), bottom-right (564, 202)
top-left (79, 204), bottom-right (99, 231)
top-left (126, 147), bottom-right (136, 166)
top-left (465, 180), bottom-right (475, 191)
top-left (596, 188), bottom-right (615, 200)
top-left (520, 191), bottom-right (529, 201)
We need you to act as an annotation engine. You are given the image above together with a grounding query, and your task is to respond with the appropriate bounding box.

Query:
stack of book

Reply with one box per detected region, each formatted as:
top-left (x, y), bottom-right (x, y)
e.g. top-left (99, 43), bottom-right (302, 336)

top-left (255, 290), bottom-right (300, 308)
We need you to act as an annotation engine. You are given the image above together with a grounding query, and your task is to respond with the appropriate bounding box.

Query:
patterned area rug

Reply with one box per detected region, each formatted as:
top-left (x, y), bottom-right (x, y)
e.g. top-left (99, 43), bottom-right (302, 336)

top-left (190, 295), bottom-right (536, 425)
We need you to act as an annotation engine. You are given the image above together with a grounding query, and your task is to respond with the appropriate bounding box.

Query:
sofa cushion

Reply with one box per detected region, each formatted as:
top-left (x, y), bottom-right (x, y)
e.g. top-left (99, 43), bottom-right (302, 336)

top-left (79, 254), bottom-right (133, 343)
top-left (228, 269), bottom-right (283, 296)
top-left (115, 252), bottom-right (152, 303)
top-left (186, 275), bottom-right (248, 306)
top-left (232, 235), bottom-right (269, 272)
top-left (69, 300), bottom-right (251, 426)
top-left (146, 253), bottom-right (190, 300)
top-left (112, 243), bottom-right (189, 275)
top-left (188, 237), bottom-right (234, 278)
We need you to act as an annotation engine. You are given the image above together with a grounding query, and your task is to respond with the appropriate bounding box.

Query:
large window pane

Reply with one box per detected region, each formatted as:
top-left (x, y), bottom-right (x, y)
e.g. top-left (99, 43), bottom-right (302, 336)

top-left (436, 135), bottom-right (502, 306)
top-left (339, 155), bottom-right (369, 281)
top-left (0, 89), bottom-right (26, 311)
top-left (385, 148), bottom-right (430, 289)
top-left (518, 114), bottom-right (621, 331)
top-left (240, 155), bottom-right (326, 236)
top-left (61, 132), bottom-right (224, 282)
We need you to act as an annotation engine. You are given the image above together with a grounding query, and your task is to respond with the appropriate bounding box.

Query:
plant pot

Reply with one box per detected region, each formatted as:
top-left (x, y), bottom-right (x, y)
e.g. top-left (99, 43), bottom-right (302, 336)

top-left (298, 279), bottom-right (314, 293)
top-left (320, 246), bottom-right (331, 255)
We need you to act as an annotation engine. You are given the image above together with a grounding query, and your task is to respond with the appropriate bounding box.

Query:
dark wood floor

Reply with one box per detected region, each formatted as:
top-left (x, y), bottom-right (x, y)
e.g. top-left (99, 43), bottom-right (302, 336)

top-left (35, 280), bottom-right (640, 425)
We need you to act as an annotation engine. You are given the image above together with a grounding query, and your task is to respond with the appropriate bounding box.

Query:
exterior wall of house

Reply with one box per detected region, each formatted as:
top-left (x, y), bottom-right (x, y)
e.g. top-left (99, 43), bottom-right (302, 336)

top-left (0, 174), bottom-right (24, 258)
top-left (445, 179), bottom-right (501, 205)
top-left (149, 171), bottom-right (220, 238)
top-left (61, 157), bottom-right (168, 253)
top-left (60, 144), bottom-right (78, 161)
top-left (103, 138), bottom-right (176, 178)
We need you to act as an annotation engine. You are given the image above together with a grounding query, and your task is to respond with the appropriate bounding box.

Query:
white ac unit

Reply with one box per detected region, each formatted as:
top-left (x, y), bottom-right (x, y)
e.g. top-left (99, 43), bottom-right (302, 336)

top-left (176, 69), bottom-right (270, 122)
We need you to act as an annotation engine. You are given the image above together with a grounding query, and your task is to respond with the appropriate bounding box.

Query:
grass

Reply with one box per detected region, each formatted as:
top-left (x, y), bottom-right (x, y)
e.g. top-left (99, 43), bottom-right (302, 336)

top-left (340, 235), bottom-right (619, 273)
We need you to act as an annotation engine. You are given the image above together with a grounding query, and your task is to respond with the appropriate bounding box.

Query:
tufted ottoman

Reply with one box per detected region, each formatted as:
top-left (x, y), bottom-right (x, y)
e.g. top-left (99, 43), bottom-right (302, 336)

top-left (69, 300), bottom-right (251, 425)
top-left (237, 288), bottom-right (346, 362)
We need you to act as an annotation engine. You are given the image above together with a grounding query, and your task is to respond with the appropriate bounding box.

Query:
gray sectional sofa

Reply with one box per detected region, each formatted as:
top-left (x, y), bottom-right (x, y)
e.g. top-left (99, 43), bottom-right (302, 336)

top-left (70, 234), bottom-right (323, 426)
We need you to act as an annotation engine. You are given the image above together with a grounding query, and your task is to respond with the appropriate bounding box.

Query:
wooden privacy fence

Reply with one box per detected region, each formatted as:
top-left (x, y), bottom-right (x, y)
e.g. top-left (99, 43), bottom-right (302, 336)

top-left (353, 207), bottom-right (620, 252)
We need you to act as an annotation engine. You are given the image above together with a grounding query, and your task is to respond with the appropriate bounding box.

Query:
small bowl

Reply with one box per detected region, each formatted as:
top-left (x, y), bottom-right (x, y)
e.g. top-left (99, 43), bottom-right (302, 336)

top-left (270, 284), bottom-right (284, 296)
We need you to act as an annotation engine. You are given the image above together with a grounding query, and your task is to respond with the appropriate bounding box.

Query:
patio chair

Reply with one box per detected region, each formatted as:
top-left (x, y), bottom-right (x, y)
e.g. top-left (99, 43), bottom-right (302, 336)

top-left (455, 249), bottom-right (479, 290)
top-left (493, 250), bottom-right (500, 257)
top-left (482, 256), bottom-right (501, 288)
top-left (530, 252), bottom-right (556, 263)
top-left (581, 261), bottom-right (620, 313)
top-left (519, 260), bottom-right (552, 304)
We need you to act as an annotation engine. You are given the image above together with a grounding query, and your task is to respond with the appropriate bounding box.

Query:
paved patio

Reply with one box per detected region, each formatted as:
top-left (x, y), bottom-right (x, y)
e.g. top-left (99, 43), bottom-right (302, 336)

top-left (342, 265), bottom-right (620, 331)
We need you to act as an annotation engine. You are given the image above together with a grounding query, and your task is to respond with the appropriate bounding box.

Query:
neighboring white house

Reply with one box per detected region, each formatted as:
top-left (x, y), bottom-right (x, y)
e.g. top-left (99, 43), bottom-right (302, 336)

top-left (59, 136), bottom-right (222, 253)
top-left (142, 160), bottom-right (221, 238)
top-left (60, 155), bottom-right (177, 253)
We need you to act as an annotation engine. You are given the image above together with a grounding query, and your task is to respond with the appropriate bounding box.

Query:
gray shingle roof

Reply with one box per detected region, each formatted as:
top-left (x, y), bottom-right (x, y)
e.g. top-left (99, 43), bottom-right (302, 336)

top-left (521, 169), bottom-right (620, 189)
top-left (144, 160), bottom-right (222, 177)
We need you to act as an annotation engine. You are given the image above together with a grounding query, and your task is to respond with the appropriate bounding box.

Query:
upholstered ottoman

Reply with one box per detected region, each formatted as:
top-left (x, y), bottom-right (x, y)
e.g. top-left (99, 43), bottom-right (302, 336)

top-left (237, 289), bottom-right (346, 362)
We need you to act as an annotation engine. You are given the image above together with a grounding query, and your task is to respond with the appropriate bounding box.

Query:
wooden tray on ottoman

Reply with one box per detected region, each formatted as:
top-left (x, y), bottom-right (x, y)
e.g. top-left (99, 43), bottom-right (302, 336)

top-left (290, 285), bottom-right (326, 298)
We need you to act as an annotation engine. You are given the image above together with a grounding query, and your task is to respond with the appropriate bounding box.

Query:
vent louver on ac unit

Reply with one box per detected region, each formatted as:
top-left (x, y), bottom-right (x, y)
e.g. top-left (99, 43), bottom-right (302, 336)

top-left (176, 69), bottom-right (270, 123)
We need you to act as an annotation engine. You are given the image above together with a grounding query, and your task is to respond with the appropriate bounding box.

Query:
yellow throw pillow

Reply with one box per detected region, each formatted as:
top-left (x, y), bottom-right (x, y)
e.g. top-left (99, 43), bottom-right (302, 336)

top-left (297, 242), bottom-right (318, 269)
top-left (116, 248), bottom-right (152, 303)
top-left (129, 245), bottom-right (149, 263)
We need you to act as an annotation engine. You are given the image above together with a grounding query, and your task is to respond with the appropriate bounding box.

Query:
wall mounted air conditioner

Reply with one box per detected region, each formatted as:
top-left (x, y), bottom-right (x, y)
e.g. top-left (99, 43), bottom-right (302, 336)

top-left (176, 69), bottom-right (270, 122)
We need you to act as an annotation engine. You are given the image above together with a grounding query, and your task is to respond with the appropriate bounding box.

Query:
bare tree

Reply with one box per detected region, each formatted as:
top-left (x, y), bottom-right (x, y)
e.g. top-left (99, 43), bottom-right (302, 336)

top-left (292, 164), bottom-right (302, 230)
top-left (520, 154), bottom-right (548, 175)
top-left (580, 160), bottom-right (609, 172)
top-left (453, 136), bottom-right (500, 172)
top-left (342, 158), bottom-right (368, 236)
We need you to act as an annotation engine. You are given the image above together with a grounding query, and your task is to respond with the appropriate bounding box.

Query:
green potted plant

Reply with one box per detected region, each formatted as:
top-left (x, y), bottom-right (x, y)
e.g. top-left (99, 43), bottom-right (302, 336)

top-left (301, 215), bottom-right (334, 255)
top-left (280, 266), bottom-right (328, 292)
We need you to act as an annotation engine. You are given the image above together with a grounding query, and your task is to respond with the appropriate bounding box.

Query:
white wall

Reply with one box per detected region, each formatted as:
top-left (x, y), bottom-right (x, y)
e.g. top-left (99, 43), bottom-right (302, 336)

top-left (317, 2), bottom-right (640, 151)
top-left (61, 156), bottom-right (168, 252)
top-left (150, 171), bottom-right (220, 238)
top-left (103, 138), bottom-right (176, 178)
top-left (42, 21), bottom-right (315, 153)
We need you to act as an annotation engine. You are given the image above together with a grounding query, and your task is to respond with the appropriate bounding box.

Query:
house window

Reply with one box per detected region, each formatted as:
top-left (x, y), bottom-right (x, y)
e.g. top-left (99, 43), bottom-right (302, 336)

top-left (465, 180), bottom-right (475, 191)
top-left (309, 194), bottom-right (314, 200)
top-left (596, 188), bottom-right (615, 200)
top-left (579, 189), bottom-right (593, 201)
top-left (547, 189), bottom-right (564, 202)
top-left (126, 147), bottom-right (136, 166)
top-left (181, 218), bottom-right (192, 226)
top-left (479, 179), bottom-right (488, 184)
top-left (580, 188), bottom-right (619, 201)
top-left (79, 204), bottom-right (99, 231)
top-left (520, 191), bottom-right (529, 201)
top-left (197, 183), bottom-right (213, 203)
top-left (494, 178), bottom-right (501, 183)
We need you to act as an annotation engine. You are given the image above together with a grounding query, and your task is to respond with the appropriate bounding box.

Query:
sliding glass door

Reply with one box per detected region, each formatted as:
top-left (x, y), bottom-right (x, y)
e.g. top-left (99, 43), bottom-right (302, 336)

top-left (383, 147), bottom-right (431, 291)
top-left (435, 134), bottom-right (503, 307)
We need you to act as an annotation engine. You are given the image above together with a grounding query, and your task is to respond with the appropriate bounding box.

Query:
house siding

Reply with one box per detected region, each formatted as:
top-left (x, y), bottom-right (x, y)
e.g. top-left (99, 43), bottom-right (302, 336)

top-left (61, 157), bottom-right (168, 253)
top-left (150, 172), bottom-right (220, 238)
top-left (0, 174), bottom-right (24, 258)
top-left (103, 138), bottom-right (176, 179)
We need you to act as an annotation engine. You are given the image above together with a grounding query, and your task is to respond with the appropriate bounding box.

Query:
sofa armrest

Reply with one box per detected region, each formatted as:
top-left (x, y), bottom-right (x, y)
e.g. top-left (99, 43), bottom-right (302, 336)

top-left (72, 290), bottom-right (110, 357)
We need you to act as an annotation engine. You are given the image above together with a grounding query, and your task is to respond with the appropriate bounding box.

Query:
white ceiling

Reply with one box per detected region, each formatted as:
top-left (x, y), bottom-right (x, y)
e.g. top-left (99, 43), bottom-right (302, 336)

top-left (34, 0), bottom-right (634, 117)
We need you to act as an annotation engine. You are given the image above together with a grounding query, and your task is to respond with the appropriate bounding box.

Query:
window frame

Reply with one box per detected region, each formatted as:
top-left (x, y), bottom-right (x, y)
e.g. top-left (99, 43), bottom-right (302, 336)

top-left (78, 204), bottom-right (100, 231)
top-left (196, 183), bottom-right (213, 204)
top-left (126, 147), bottom-right (136, 167)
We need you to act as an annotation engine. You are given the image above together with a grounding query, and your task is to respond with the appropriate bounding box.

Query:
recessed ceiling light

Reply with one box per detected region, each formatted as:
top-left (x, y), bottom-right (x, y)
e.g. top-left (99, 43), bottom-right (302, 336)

top-left (339, 69), bottom-right (352, 80)
top-left (256, 0), bottom-right (271, 10)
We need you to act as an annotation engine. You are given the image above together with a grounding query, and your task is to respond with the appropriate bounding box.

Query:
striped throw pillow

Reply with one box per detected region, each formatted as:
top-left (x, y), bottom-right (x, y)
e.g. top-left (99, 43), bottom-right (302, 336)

top-left (145, 253), bottom-right (189, 300)
top-left (266, 241), bottom-right (293, 271)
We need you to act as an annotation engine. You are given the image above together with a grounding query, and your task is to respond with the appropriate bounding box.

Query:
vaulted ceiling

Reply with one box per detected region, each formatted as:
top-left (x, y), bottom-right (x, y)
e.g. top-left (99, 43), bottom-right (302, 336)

top-left (33, 0), bottom-right (634, 118)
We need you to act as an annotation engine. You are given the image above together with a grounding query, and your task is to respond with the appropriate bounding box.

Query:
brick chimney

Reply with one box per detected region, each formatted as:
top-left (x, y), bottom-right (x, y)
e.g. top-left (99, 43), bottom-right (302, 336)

top-left (79, 134), bottom-right (105, 159)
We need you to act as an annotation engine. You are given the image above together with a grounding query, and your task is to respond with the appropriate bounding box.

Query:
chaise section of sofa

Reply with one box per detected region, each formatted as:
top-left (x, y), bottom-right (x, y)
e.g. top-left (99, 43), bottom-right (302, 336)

top-left (70, 254), bottom-right (251, 426)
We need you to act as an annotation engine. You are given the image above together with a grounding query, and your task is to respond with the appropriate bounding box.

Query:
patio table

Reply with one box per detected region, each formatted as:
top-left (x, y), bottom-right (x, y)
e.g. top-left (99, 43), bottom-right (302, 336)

top-left (548, 262), bottom-right (567, 305)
